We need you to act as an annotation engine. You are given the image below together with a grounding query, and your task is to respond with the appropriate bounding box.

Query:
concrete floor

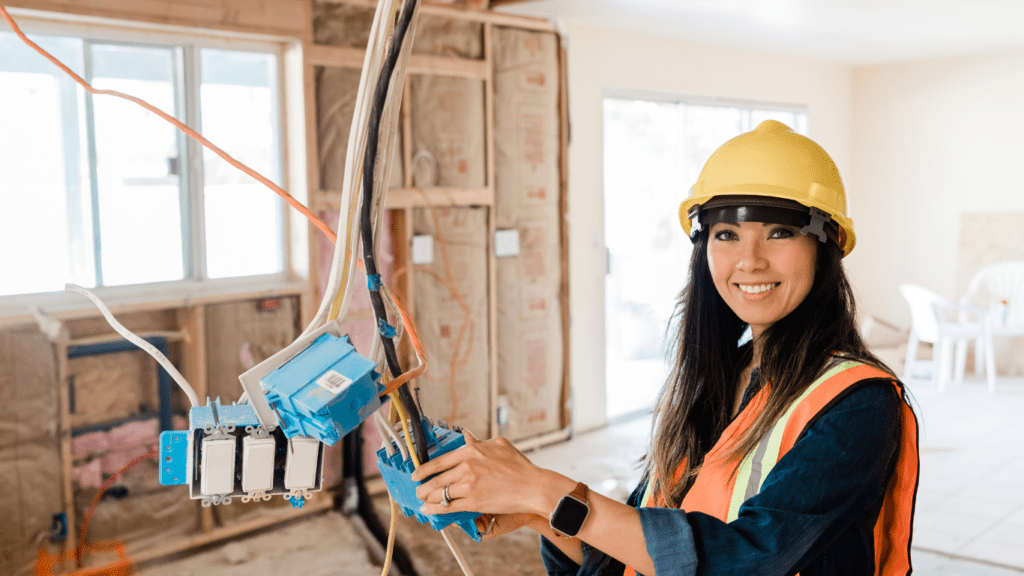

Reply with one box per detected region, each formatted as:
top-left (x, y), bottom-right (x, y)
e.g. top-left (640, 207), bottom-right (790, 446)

top-left (528, 374), bottom-right (1024, 574)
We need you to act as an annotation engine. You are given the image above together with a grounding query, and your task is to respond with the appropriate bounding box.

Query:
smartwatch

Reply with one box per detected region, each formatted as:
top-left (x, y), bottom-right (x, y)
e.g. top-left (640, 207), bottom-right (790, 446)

top-left (549, 482), bottom-right (590, 538)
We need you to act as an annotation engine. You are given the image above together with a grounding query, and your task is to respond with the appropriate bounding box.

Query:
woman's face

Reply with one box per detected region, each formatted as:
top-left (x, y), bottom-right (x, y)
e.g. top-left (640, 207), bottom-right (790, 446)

top-left (707, 220), bottom-right (817, 338)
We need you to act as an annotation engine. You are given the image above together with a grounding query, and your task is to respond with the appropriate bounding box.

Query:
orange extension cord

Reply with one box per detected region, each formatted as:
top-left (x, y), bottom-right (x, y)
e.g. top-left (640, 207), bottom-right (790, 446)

top-left (2, 3), bottom-right (479, 426)
top-left (77, 450), bottom-right (158, 569)
top-left (0, 4), bottom-right (446, 400)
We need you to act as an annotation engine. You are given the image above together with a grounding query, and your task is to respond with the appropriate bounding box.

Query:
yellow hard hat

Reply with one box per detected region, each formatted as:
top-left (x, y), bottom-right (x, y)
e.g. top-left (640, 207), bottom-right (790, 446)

top-left (679, 120), bottom-right (856, 256)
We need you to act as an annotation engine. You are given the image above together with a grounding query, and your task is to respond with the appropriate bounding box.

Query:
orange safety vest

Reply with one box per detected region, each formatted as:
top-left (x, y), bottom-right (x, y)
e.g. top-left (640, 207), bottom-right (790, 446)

top-left (624, 360), bottom-right (919, 576)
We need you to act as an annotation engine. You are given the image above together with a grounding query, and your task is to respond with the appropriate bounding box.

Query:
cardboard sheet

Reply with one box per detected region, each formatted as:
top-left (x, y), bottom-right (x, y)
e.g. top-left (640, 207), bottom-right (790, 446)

top-left (412, 207), bottom-right (491, 437)
top-left (493, 27), bottom-right (565, 440)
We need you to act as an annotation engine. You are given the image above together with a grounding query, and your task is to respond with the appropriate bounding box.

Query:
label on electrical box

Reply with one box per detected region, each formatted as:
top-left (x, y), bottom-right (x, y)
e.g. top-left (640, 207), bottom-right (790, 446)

top-left (316, 370), bottom-right (353, 394)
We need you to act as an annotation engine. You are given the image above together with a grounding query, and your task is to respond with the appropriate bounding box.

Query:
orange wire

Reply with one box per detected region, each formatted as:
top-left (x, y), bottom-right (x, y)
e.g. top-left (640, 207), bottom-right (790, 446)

top-left (0, 5), bottom-right (338, 245)
top-left (77, 449), bottom-right (158, 568)
top-left (2, 5), bottom-right (433, 400)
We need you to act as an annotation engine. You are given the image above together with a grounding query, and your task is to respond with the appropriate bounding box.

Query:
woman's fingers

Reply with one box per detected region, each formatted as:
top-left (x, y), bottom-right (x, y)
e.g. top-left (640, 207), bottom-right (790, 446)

top-left (414, 465), bottom-right (464, 502)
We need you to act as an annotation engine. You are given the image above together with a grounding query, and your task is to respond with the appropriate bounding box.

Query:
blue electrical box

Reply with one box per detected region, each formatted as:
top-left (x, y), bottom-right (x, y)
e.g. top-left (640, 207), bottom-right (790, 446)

top-left (376, 419), bottom-right (482, 541)
top-left (262, 333), bottom-right (382, 445)
top-left (159, 430), bottom-right (189, 486)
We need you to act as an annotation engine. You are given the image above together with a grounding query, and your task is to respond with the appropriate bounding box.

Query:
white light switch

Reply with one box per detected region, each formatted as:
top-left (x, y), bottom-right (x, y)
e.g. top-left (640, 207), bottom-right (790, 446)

top-left (412, 235), bottom-right (434, 264)
top-left (201, 437), bottom-right (236, 496)
top-left (242, 435), bottom-right (276, 492)
top-left (285, 436), bottom-right (321, 490)
top-left (495, 229), bottom-right (520, 258)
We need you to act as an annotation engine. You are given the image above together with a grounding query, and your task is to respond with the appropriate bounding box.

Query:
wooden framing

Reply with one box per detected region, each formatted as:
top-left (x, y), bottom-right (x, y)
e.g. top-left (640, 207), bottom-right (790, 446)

top-left (307, 0), bottom-right (570, 445)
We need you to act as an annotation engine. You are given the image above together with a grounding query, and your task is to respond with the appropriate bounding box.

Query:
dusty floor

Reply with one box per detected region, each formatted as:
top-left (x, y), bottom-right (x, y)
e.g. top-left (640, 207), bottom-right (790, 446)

top-left (138, 378), bottom-right (1024, 575)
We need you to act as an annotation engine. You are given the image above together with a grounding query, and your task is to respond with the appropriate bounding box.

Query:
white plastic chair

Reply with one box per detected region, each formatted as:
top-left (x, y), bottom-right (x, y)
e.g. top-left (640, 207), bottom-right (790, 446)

top-left (961, 261), bottom-right (1024, 387)
top-left (899, 284), bottom-right (995, 392)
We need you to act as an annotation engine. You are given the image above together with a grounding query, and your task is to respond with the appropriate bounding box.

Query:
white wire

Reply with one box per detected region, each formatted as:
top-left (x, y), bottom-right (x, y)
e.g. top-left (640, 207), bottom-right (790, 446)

top-left (302, 0), bottom-right (399, 337)
top-left (374, 411), bottom-right (409, 461)
top-left (441, 527), bottom-right (476, 576)
top-left (373, 411), bottom-right (398, 457)
top-left (64, 284), bottom-right (201, 407)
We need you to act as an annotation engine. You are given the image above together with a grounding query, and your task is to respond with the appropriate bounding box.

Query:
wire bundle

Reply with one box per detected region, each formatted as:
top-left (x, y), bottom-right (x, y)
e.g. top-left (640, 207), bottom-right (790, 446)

top-left (1, 1), bottom-right (479, 573)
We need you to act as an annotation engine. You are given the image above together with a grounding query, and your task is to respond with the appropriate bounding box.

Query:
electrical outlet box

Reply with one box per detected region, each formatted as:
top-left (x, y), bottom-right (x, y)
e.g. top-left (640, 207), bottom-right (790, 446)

top-left (495, 229), bottom-right (520, 258)
top-left (412, 234), bottom-right (434, 264)
top-left (376, 419), bottom-right (482, 541)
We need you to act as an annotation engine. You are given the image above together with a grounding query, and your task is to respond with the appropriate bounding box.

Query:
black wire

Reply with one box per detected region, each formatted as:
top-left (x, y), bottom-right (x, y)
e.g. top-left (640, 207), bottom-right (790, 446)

top-left (360, 0), bottom-right (430, 466)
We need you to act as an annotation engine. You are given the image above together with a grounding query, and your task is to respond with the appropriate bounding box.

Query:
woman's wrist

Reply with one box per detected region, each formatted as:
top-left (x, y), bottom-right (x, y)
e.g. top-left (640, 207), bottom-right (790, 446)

top-left (527, 468), bottom-right (579, 517)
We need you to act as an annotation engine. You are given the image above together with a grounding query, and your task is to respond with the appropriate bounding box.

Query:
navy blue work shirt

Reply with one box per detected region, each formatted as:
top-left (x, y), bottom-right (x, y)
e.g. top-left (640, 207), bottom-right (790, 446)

top-left (540, 372), bottom-right (903, 576)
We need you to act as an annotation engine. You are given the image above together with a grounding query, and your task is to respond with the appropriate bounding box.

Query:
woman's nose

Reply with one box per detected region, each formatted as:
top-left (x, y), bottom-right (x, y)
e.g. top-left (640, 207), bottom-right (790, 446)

top-left (736, 237), bottom-right (768, 272)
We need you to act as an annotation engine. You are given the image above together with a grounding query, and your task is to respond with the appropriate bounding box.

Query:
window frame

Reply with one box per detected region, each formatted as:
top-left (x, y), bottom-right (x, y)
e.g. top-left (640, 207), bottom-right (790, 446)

top-left (0, 10), bottom-right (309, 319)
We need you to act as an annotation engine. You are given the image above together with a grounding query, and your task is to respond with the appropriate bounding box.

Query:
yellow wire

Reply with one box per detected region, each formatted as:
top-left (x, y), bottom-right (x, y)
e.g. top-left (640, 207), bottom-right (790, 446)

top-left (380, 493), bottom-right (398, 576)
top-left (389, 391), bottom-right (421, 468)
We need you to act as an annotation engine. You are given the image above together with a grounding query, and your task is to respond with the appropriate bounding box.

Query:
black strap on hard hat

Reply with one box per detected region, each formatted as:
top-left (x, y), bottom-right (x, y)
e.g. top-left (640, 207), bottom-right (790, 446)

top-left (688, 195), bottom-right (839, 245)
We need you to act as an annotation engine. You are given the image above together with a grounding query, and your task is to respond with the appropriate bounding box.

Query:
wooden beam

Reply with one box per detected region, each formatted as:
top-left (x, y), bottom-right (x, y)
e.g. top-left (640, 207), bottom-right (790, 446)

top-left (130, 500), bottom-right (333, 567)
top-left (55, 336), bottom-right (77, 558)
top-left (317, 187), bottom-right (494, 209)
top-left (68, 330), bottom-right (185, 347)
top-left (313, 0), bottom-right (557, 32)
top-left (307, 45), bottom-right (488, 79)
top-left (484, 22), bottom-right (499, 440)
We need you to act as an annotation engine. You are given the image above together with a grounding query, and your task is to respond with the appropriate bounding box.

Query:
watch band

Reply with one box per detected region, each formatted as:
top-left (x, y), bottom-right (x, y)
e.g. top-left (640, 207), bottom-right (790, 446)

top-left (569, 481), bottom-right (589, 503)
top-left (550, 482), bottom-right (590, 538)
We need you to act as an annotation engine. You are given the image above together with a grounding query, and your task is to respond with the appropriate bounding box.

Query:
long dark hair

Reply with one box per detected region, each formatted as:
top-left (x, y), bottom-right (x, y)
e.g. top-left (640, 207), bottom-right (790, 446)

top-left (647, 226), bottom-right (891, 508)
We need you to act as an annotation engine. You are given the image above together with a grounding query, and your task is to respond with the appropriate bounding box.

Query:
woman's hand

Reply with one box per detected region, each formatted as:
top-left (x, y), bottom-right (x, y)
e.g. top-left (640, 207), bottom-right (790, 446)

top-left (411, 430), bottom-right (575, 519)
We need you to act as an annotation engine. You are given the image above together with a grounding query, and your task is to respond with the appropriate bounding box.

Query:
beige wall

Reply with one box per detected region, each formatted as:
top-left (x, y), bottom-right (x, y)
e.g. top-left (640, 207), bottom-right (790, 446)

top-left (850, 50), bottom-right (1024, 327)
top-left (562, 23), bottom-right (854, 431)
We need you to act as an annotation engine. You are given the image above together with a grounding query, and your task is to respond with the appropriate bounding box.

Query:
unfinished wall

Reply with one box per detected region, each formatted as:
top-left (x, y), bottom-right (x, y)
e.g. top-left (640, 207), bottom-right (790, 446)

top-left (412, 208), bottom-right (491, 436)
top-left (493, 26), bottom-right (564, 440)
top-left (0, 324), bottom-right (61, 576)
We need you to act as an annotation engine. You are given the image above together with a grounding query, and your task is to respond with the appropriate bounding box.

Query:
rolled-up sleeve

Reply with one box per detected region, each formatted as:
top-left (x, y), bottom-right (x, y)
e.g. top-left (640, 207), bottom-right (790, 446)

top-left (637, 382), bottom-right (900, 576)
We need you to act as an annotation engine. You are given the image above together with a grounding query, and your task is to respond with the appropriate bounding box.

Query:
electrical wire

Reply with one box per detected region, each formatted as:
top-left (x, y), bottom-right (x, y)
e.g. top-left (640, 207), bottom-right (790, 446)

top-left (441, 527), bottom-right (477, 576)
top-left (0, 5), bottom-right (338, 246)
top-left (359, 0), bottom-right (430, 466)
top-left (374, 410), bottom-right (408, 461)
top-left (77, 449), bottom-right (157, 568)
top-left (381, 494), bottom-right (399, 576)
top-left (64, 284), bottom-right (201, 407)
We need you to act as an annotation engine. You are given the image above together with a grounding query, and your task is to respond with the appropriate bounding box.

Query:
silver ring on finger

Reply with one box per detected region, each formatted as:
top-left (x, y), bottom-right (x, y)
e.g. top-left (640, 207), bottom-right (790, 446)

top-left (441, 483), bottom-right (452, 507)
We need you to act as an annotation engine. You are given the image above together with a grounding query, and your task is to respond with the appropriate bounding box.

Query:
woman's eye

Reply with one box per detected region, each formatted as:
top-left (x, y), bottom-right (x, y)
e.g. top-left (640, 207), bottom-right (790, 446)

top-left (769, 227), bottom-right (795, 239)
top-left (714, 230), bottom-right (738, 241)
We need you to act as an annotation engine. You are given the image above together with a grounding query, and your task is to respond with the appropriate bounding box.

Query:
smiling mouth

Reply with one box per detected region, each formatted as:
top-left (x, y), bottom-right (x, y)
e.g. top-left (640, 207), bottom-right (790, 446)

top-left (736, 282), bottom-right (780, 294)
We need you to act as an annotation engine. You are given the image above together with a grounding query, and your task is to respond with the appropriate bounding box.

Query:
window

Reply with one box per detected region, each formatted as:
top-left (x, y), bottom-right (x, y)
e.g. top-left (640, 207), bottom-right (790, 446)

top-left (0, 22), bottom-right (287, 300)
top-left (603, 95), bottom-right (807, 420)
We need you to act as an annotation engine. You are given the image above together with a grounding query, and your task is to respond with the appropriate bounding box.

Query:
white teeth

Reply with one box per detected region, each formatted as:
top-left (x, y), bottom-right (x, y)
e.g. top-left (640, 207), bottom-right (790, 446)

top-left (738, 283), bottom-right (777, 294)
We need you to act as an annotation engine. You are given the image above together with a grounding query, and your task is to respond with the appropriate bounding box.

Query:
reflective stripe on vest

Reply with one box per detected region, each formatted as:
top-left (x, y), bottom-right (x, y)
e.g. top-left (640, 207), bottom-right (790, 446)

top-left (624, 360), bottom-right (919, 576)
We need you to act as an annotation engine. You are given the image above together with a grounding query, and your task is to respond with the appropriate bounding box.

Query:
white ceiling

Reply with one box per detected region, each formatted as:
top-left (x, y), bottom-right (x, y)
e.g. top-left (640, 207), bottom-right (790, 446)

top-left (493, 0), bottom-right (1024, 65)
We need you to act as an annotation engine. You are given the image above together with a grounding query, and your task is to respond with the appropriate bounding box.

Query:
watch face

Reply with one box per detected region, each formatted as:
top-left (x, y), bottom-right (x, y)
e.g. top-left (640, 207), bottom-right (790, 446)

top-left (551, 496), bottom-right (589, 536)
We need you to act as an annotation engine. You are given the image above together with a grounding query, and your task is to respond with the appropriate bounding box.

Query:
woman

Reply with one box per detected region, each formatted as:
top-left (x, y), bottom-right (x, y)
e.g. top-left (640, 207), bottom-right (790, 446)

top-left (412, 120), bottom-right (919, 576)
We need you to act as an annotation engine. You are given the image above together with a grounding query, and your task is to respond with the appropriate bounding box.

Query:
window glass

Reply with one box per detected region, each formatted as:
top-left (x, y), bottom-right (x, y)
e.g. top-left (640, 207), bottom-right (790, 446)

top-left (90, 43), bottom-right (184, 286)
top-left (200, 48), bottom-right (283, 279)
top-left (0, 27), bottom-right (287, 299)
top-left (0, 33), bottom-right (91, 296)
top-left (604, 97), bottom-right (807, 420)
